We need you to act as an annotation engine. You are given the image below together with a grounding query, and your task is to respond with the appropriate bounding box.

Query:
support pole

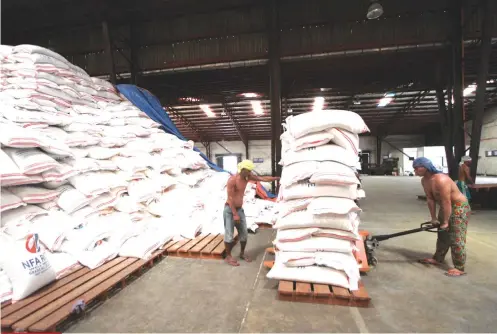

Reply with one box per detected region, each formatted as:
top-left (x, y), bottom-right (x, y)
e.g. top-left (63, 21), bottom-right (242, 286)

top-left (451, 0), bottom-right (465, 167)
top-left (376, 136), bottom-right (382, 165)
top-left (129, 23), bottom-right (139, 85)
top-left (102, 21), bottom-right (117, 85)
top-left (436, 88), bottom-right (457, 179)
top-left (245, 141), bottom-right (250, 160)
top-left (469, 0), bottom-right (493, 180)
top-left (269, 0), bottom-right (282, 190)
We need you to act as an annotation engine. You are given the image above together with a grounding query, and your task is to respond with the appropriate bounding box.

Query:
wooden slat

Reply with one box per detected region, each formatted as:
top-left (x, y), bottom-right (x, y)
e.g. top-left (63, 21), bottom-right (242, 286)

top-left (161, 240), bottom-right (177, 250)
top-left (179, 234), bottom-right (207, 253)
top-left (211, 238), bottom-right (227, 256)
top-left (166, 238), bottom-right (191, 253)
top-left (278, 281), bottom-right (294, 296)
top-left (189, 234), bottom-right (216, 253)
top-left (2, 259), bottom-right (125, 327)
top-left (12, 258), bottom-right (138, 331)
top-left (28, 258), bottom-right (147, 332)
top-left (351, 281), bottom-right (370, 301)
top-left (1, 267), bottom-right (90, 318)
top-left (331, 286), bottom-right (352, 300)
top-left (313, 284), bottom-right (332, 297)
top-left (295, 283), bottom-right (312, 296)
top-left (200, 234), bottom-right (224, 255)
top-left (355, 236), bottom-right (370, 273)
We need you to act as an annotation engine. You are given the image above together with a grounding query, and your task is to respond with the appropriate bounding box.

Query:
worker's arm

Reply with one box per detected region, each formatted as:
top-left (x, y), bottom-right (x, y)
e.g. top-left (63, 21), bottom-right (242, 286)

top-left (226, 178), bottom-right (240, 220)
top-left (438, 180), bottom-right (452, 228)
top-left (422, 178), bottom-right (437, 221)
top-left (248, 173), bottom-right (280, 182)
top-left (463, 165), bottom-right (474, 184)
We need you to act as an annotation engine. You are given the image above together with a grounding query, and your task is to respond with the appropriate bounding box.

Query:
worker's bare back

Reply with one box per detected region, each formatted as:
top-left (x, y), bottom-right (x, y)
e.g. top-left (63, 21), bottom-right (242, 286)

top-left (226, 175), bottom-right (248, 208)
top-left (422, 173), bottom-right (467, 204)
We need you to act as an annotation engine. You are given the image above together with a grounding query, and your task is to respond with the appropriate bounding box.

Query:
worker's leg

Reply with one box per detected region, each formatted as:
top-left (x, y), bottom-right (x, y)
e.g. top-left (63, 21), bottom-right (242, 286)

top-left (223, 205), bottom-right (239, 266)
top-left (235, 208), bottom-right (251, 262)
top-left (447, 202), bottom-right (471, 276)
top-left (420, 210), bottom-right (450, 265)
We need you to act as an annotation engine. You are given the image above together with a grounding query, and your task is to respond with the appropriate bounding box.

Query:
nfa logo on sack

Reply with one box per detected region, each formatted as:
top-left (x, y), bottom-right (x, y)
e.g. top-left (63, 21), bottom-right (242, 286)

top-left (22, 233), bottom-right (50, 276)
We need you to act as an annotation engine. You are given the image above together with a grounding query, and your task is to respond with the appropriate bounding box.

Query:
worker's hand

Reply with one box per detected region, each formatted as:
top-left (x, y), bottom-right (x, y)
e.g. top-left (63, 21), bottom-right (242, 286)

top-left (233, 214), bottom-right (241, 223)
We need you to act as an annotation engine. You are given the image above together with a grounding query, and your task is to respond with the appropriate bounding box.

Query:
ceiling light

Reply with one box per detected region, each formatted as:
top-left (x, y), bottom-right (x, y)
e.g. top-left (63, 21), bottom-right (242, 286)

top-left (377, 93), bottom-right (394, 107)
top-left (199, 104), bottom-right (215, 117)
top-left (288, 108), bottom-right (293, 114)
top-left (251, 100), bottom-right (264, 115)
top-left (240, 93), bottom-right (260, 98)
top-left (179, 97), bottom-right (200, 102)
top-left (313, 96), bottom-right (325, 112)
top-left (367, 0), bottom-right (384, 20)
top-left (463, 84), bottom-right (477, 97)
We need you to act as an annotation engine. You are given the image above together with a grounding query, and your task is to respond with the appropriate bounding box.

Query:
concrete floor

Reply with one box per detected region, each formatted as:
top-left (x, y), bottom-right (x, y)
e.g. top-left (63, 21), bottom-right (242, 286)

top-left (68, 176), bottom-right (497, 333)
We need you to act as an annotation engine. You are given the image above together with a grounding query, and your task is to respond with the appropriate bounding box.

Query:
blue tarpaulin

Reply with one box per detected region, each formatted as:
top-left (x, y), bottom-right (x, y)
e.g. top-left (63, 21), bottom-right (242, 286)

top-left (116, 84), bottom-right (276, 198)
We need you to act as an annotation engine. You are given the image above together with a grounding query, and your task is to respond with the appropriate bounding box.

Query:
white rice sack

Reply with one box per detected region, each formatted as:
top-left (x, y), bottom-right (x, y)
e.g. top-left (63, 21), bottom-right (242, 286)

top-left (273, 210), bottom-right (360, 232)
top-left (111, 156), bottom-right (148, 173)
top-left (37, 200), bottom-right (61, 211)
top-left (86, 147), bottom-right (120, 160)
top-left (281, 129), bottom-right (334, 153)
top-left (68, 173), bottom-right (111, 197)
top-left (62, 221), bottom-right (113, 253)
top-left (63, 157), bottom-right (100, 173)
top-left (119, 230), bottom-right (162, 260)
top-left (0, 105), bottom-right (72, 126)
top-left (3, 147), bottom-right (60, 175)
top-left (42, 179), bottom-right (69, 190)
top-left (12, 45), bottom-right (69, 64)
top-left (89, 192), bottom-right (118, 211)
top-left (0, 122), bottom-right (44, 148)
top-left (144, 169), bottom-right (177, 190)
top-left (266, 260), bottom-right (357, 291)
top-left (70, 147), bottom-right (90, 158)
top-left (0, 233), bottom-right (56, 301)
top-left (279, 182), bottom-right (358, 201)
top-left (275, 227), bottom-right (360, 243)
top-left (0, 149), bottom-right (27, 185)
top-left (30, 211), bottom-right (83, 251)
top-left (274, 234), bottom-right (356, 253)
top-left (1, 188), bottom-right (26, 213)
top-left (76, 242), bottom-right (118, 270)
top-left (307, 197), bottom-right (361, 215)
top-left (280, 161), bottom-right (359, 187)
top-left (285, 110), bottom-right (370, 139)
top-left (280, 144), bottom-right (359, 168)
top-left (56, 185), bottom-right (92, 214)
top-left (329, 128), bottom-right (360, 155)
top-left (127, 179), bottom-right (161, 203)
top-left (276, 251), bottom-right (360, 283)
top-left (44, 250), bottom-right (80, 279)
top-left (8, 186), bottom-right (60, 204)
top-left (115, 195), bottom-right (145, 214)
top-left (98, 136), bottom-right (130, 148)
top-left (41, 163), bottom-right (78, 182)
top-left (0, 269), bottom-right (13, 303)
top-left (1, 205), bottom-right (48, 228)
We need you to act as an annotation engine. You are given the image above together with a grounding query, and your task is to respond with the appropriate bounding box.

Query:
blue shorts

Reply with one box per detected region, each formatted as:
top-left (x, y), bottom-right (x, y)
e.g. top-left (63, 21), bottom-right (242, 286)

top-left (223, 205), bottom-right (248, 243)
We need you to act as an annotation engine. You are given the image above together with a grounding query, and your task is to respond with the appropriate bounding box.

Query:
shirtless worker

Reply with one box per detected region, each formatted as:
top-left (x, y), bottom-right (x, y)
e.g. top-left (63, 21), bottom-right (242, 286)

top-left (413, 157), bottom-right (471, 277)
top-left (457, 156), bottom-right (474, 204)
top-left (224, 160), bottom-right (280, 266)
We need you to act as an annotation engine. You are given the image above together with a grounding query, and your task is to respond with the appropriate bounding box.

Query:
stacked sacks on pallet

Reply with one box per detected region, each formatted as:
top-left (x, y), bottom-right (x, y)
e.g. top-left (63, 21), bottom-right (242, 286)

top-left (266, 110), bottom-right (369, 291)
top-left (0, 44), bottom-right (249, 302)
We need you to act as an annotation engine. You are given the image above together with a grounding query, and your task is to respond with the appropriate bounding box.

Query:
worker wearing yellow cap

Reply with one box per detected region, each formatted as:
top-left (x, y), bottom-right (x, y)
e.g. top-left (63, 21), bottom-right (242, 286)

top-left (224, 159), bottom-right (280, 266)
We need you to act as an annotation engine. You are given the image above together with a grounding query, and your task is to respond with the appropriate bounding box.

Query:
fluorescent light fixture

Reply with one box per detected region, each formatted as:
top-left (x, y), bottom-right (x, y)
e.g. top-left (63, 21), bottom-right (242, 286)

top-left (377, 92), bottom-right (395, 107)
top-left (487, 79), bottom-right (495, 84)
top-left (287, 108), bottom-right (293, 114)
top-left (241, 93), bottom-right (260, 98)
top-left (463, 84), bottom-right (477, 97)
top-left (199, 104), bottom-right (215, 117)
top-left (313, 96), bottom-right (325, 112)
top-left (367, 0), bottom-right (384, 20)
top-left (251, 100), bottom-right (264, 115)
top-left (179, 97), bottom-right (200, 102)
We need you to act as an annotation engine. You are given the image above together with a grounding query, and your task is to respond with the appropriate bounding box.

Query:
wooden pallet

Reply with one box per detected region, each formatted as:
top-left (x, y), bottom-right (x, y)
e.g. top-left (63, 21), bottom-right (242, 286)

top-left (277, 280), bottom-right (370, 307)
top-left (1, 249), bottom-right (166, 333)
top-left (163, 231), bottom-right (238, 260)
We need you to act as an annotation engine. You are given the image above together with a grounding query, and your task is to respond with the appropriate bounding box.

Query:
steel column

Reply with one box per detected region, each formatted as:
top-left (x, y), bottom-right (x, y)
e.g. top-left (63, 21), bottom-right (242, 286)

top-left (102, 21), bottom-right (117, 85)
top-left (269, 0), bottom-right (282, 187)
top-left (376, 136), bottom-right (382, 165)
top-left (436, 88), bottom-right (457, 179)
top-left (451, 0), bottom-right (465, 167)
top-left (470, 0), bottom-right (493, 180)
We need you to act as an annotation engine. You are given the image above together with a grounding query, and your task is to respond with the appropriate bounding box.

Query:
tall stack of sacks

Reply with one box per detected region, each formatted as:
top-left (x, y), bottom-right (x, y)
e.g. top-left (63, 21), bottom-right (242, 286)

top-left (267, 110), bottom-right (369, 291)
top-left (0, 44), bottom-right (220, 302)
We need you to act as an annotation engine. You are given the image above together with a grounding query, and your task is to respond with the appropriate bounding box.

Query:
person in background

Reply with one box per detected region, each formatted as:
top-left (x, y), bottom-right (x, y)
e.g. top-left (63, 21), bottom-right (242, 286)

top-left (224, 160), bottom-right (280, 266)
top-left (413, 157), bottom-right (471, 277)
top-left (457, 156), bottom-right (473, 204)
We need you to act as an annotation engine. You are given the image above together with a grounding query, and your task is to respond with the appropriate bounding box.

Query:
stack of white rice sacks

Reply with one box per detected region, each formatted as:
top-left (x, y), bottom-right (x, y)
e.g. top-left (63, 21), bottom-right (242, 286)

top-left (266, 110), bottom-right (369, 291)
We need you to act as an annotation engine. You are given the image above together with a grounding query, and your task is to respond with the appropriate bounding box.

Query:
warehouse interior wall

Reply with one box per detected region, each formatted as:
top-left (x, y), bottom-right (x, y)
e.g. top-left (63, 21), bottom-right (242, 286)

top-left (465, 106), bottom-right (497, 176)
top-left (196, 135), bottom-right (425, 176)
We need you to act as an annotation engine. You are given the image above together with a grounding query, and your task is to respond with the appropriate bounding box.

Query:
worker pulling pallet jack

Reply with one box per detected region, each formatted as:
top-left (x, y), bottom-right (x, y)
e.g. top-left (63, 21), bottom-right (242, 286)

top-left (365, 157), bottom-right (471, 277)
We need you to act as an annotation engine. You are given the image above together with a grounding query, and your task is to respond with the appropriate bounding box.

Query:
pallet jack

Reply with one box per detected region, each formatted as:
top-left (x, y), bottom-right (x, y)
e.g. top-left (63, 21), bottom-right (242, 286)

top-left (364, 222), bottom-right (439, 266)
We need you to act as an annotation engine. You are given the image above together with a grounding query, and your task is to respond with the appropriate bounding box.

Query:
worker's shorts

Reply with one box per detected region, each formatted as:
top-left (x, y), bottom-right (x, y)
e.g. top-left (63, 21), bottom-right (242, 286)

top-left (223, 205), bottom-right (248, 243)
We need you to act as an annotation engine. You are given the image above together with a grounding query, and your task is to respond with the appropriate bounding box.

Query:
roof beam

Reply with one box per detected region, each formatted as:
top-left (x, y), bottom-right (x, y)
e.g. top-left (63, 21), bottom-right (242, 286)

top-left (166, 107), bottom-right (210, 142)
top-left (223, 101), bottom-right (248, 145)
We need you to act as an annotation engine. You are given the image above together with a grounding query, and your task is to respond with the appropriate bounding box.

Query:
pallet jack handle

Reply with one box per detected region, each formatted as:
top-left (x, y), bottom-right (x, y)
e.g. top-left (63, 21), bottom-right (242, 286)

top-left (370, 222), bottom-right (438, 242)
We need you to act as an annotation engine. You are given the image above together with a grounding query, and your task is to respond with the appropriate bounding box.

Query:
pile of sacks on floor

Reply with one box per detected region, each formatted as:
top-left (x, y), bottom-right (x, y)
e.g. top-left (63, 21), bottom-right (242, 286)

top-left (0, 44), bottom-right (265, 303)
top-left (266, 110), bottom-right (369, 291)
